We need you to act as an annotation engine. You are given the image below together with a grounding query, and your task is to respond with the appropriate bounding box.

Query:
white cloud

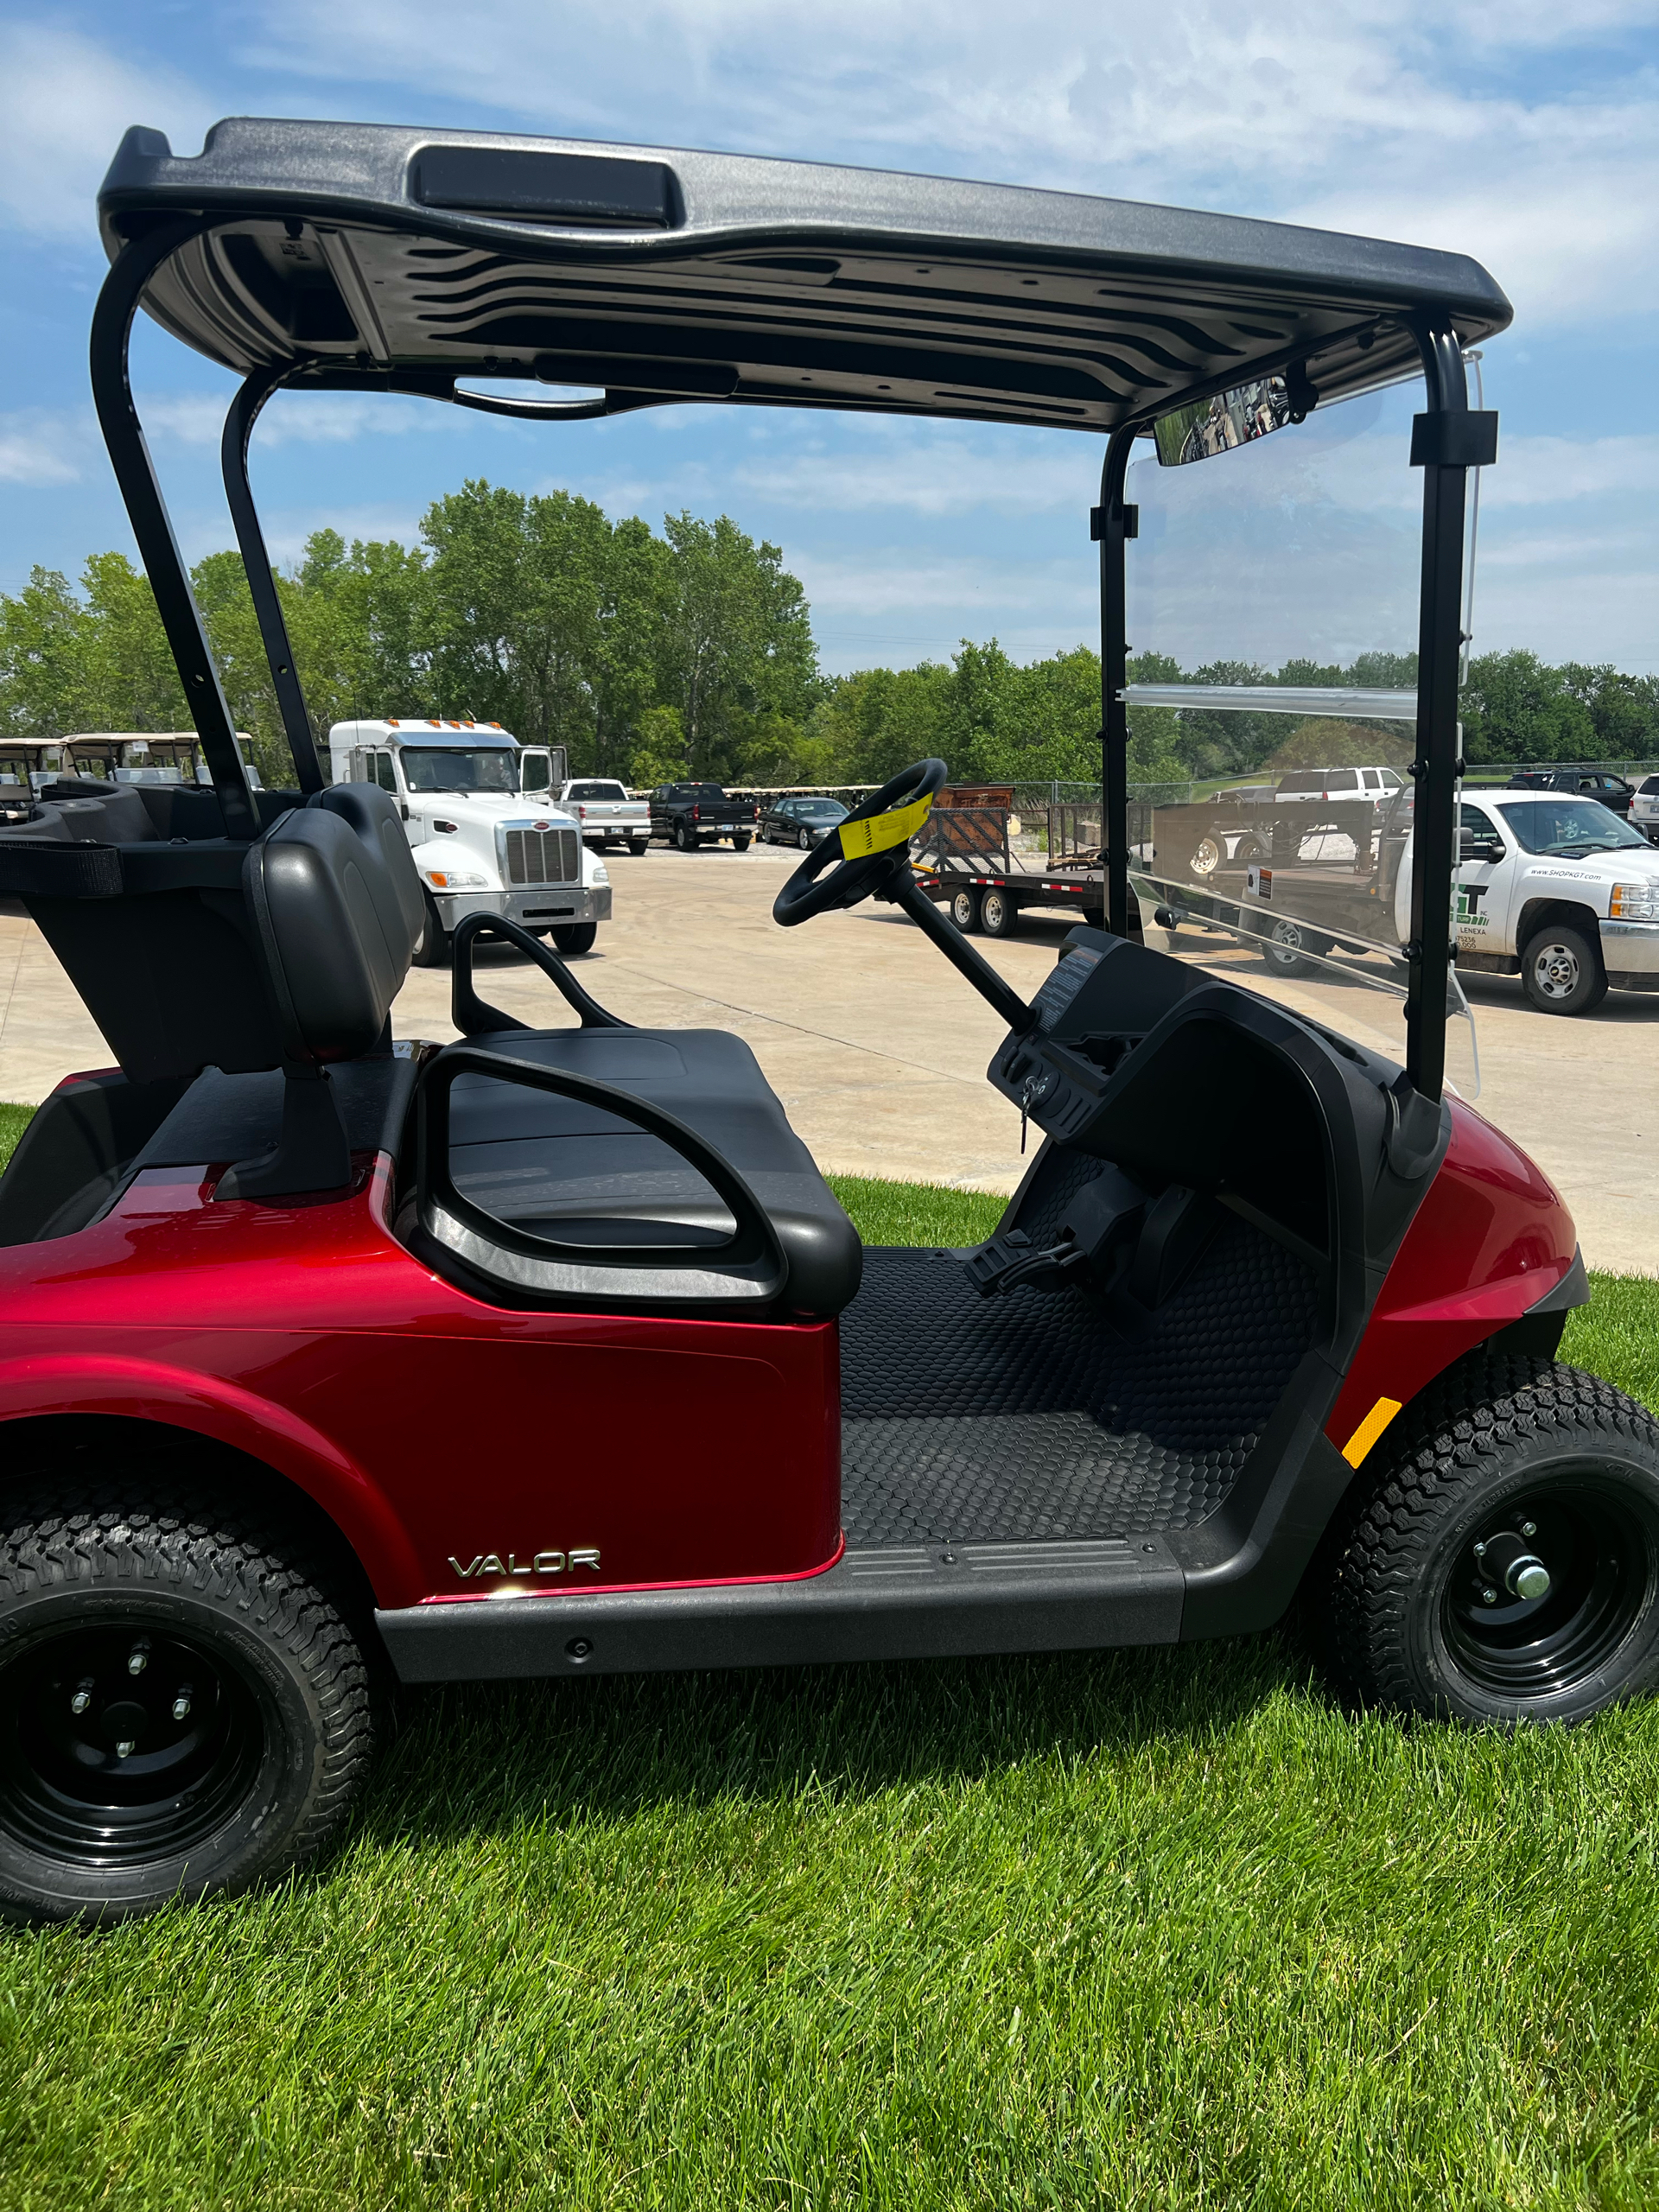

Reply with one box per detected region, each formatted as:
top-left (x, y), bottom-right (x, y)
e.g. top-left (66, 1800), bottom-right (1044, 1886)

top-left (0, 410), bottom-right (93, 486)
top-left (1478, 435), bottom-right (1659, 510)
top-left (0, 27), bottom-right (213, 242)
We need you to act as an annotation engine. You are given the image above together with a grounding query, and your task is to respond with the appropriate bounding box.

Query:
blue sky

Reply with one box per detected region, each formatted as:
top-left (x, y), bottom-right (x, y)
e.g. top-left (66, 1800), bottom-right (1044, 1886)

top-left (1, 1), bottom-right (1656, 675)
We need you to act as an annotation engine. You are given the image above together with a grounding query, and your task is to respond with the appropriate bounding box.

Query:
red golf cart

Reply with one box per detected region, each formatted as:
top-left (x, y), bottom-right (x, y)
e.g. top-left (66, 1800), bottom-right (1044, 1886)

top-left (0, 118), bottom-right (1650, 1923)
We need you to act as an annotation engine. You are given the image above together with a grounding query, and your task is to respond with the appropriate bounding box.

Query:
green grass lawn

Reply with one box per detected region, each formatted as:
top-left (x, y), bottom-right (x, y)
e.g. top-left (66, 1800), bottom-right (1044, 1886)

top-left (3, 1163), bottom-right (1659, 2209)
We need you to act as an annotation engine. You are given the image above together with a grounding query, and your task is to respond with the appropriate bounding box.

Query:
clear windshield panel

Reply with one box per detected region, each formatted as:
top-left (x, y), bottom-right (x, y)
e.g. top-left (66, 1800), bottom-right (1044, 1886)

top-left (1494, 797), bottom-right (1649, 856)
top-left (400, 747), bottom-right (519, 792)
top-left (1124, 381), bottom-right (1477, 1095)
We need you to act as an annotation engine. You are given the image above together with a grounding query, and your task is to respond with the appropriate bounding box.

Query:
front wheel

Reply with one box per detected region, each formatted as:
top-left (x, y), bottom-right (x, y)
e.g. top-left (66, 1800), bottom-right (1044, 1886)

top-left (1313, 1355), bottom-right (1659, 1725)
top-left (1521, 924), bottom-right (1606, 1015)
top-left (950, 887), bottom-right (981, 932)
top-left (410, 893), bottom-right (450, 969)
top-left (798, 828), bottom-right (813, 852)
top-left (0, 1484), bottom-right (375, 1923)
top-left (552, 923), bottom-right (598, 956)
top-left (1187, 833), bottom-right (1223, 879)
top-left (980, 887), bottom-right (1017, 938)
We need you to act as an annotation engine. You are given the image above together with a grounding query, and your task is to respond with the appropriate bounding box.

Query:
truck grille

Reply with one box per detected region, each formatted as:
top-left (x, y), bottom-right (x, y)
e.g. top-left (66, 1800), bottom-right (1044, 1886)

top-left (501, 825), bottom-right (580, 886)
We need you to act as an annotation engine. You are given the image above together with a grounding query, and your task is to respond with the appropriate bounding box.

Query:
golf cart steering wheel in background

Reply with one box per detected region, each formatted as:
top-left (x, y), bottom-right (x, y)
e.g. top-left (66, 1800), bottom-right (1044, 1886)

top-left (772, 759), bottom-right (947, 927)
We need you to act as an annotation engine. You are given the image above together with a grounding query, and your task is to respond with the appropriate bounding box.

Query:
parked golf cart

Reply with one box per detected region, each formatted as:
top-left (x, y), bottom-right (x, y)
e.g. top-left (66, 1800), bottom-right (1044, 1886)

top-left (0, 119), bottom-right (1652, 1927)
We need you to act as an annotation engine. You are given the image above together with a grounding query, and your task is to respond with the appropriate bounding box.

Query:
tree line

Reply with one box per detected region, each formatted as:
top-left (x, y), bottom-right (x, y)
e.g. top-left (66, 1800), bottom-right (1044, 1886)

top-left (2, 478), bottom-right (1655, 791)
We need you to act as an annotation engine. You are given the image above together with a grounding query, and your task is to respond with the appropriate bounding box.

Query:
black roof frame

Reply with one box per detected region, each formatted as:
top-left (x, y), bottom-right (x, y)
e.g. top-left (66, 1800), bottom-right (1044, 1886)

top-left (91, 120), bottom-right (1509, 1105)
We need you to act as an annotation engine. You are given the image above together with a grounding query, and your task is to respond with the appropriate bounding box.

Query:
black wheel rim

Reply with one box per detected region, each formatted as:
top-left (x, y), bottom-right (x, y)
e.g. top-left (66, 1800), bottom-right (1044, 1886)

top-left (0, 1621), bottom-right (266, 1866)
top-left (1439, 1477), bottom-right (1656, 1703)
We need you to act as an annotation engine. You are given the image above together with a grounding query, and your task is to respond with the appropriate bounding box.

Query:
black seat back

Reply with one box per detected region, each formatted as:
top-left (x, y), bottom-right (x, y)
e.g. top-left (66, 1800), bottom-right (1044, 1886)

top-left (0, 780), bottom-right (424, 1083)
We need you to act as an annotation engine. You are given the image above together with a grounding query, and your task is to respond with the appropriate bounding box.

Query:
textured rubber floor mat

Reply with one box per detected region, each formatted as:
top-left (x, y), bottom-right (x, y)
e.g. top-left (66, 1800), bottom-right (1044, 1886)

top-left (839, 1220), bottom-right (1321, 1546)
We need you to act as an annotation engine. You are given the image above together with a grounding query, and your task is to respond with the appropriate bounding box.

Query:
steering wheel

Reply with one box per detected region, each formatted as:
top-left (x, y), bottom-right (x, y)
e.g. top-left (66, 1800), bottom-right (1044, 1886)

top-left (772, 759), bottom-right (947, 927)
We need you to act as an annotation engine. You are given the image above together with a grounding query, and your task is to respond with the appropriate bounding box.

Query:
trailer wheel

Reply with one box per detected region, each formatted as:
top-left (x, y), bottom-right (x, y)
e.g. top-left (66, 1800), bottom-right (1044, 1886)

top-left (980, 888), bottom-right (1016, 937)
top-left (1313, 1353), bottom-right (1659, 1726)
top-left (950, 887), bottom-right (981, 932)
top-left (1187, 834), bottom-right (1224, 878)
top-left (0, 1483), bottom-right (375, 1924)
top-left (411, 893), bottom-right (450, 968)
top-left (1521, 924), bottom-right (1607, 1016)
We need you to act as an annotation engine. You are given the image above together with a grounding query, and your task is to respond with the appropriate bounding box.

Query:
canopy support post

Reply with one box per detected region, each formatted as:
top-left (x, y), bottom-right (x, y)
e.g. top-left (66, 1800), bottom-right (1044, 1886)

top-left (222, 369), bottom-right (325, 794)
top-left (1096, 426), bottom-right (1137, 938)
top-left (89, 220), bottom-right (261, 842)
top-left (1405, 320), bottom-right (1494, 1105)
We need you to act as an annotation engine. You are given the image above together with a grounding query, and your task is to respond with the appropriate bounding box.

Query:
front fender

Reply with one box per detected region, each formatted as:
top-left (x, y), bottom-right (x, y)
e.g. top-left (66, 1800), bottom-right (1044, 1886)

top-left (0, 1355), bottom-right (420, 1602)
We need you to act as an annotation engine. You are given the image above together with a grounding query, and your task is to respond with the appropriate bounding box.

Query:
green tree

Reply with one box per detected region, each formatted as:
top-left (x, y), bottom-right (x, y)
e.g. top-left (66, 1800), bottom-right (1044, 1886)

top-left (656, 511), bottom-right (817, 779)
top-left (1461, 650), bottom-right (1597, 764)
top-left (0, 568), bottom-right (92, 738)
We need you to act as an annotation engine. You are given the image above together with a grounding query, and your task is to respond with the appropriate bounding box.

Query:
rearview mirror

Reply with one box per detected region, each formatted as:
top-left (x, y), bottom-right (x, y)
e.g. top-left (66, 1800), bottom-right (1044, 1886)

top-left (1154, 369), bottom-right (1312, 466)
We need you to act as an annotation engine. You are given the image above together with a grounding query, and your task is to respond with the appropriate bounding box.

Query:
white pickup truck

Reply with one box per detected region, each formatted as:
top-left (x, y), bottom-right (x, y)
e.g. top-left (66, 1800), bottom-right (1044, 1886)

top-left (1454, 786), bottom-right (1659, 1014)
top-left (327, 719), bottom-right (610, 965)
top-left (558, 778), bottom-right (650, 854)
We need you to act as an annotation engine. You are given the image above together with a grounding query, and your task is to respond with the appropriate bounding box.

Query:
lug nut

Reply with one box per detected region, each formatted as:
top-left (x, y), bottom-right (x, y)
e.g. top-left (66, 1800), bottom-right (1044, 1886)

top-left (70, 1680), bottom-right (92, 1716)
top-left (1474, 1541), bottom-right (1487, 1559)
top-left (1482, 1587), bottom-right (1498, 1605)
top-left (172, 1689), bottom-right (193, 1721)
top-left (1522, 1521), bottom-right (1537, 1538)
top-left (127, 1639), bottom-right (149, 1676)
top-left (115, 1739), bottom-right (135, 1758)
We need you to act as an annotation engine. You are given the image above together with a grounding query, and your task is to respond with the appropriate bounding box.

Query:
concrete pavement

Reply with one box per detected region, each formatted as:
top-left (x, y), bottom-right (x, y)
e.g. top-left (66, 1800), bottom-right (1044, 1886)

top-left (0, 844), bottom-right (1655, 1272)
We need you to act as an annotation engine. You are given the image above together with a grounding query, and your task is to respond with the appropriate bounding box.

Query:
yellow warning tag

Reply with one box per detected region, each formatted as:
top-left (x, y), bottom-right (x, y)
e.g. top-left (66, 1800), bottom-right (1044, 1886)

top-left (837, 791), bottom-right (935, 861)
top-left (1342, 1395), bottom-right (1402, 1468)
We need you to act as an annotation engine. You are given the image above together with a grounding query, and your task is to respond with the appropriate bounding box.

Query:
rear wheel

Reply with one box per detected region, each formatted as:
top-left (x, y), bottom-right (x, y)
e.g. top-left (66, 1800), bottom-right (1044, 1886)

top-left (673, 823), bottom-right (697, 852)
top-left (1522, 923), bottom-right (1606, 1015)
top-left (980, 887), bottom-right (1016, 938)
top-left (411, 893), bottom-right (450, 969)
top-left (552, 923), bottom-right (598, 956)
top-left (733, 836), bottom-right (751, 853)
top-left (1313, 1355), bottom-right (1659, 1725)
top-left (627, 839), bottom-right (648, 857)
top-left (950, 887), bottom-right (981, 932)
top-left (0, 1484), bottom-right (374, 1923)
top-left (1262, 918), bottom-right (1332, 976)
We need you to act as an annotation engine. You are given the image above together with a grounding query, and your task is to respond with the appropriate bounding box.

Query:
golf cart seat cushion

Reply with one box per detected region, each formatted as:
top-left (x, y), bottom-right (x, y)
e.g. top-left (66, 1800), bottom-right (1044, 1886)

top-left (450, 1027), bottom-right (863, 1316)
top-left (243, 791), bottom-right (423, 1065)
top-left (307, 782), bottom-right (427, 951)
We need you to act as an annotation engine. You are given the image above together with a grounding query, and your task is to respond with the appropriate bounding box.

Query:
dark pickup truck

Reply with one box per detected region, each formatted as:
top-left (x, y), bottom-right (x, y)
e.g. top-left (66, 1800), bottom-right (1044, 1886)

top-left (647, 781), bottom-right (759, 851)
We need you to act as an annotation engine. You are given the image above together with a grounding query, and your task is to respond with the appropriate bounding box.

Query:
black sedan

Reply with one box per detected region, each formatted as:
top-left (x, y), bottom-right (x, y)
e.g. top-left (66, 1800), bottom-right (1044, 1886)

top-left (760, 795), bottom-right (850, 850)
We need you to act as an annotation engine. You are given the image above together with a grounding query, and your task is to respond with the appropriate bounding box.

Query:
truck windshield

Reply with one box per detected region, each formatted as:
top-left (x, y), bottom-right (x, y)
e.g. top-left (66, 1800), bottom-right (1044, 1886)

top-left (400, 748), bottom-right (519, 792)
top-left (1494, 799), bottom-right (1649, 856)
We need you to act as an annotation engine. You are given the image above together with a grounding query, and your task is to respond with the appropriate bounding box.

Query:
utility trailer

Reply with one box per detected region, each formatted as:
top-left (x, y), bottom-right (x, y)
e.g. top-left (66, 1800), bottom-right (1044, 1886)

top-left (3, 116), bottom-right (1656, 1933)
top-left (912, 800), bottom-right (1112, 938)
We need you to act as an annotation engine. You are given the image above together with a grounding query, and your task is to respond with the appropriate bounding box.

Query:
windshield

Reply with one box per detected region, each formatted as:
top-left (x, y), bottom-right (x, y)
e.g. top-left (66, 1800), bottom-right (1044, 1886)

top-left (796, 800), bottom-right (847, 819)
top-left (1495, 798), bottom-right (1649, 856)
top-left (400, 747), bottom-right (519, 793)
top-left (566, 781), bottom-right (627, 801)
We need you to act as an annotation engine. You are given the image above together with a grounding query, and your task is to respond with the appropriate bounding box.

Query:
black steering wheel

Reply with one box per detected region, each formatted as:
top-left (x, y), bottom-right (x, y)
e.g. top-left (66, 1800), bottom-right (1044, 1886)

top-left (772, 759), bottom-right (947, 927)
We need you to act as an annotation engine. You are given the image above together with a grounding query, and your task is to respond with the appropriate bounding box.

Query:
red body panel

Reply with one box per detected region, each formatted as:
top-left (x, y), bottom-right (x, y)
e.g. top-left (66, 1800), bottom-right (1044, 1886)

top-left (0, 1147), bottom-right (842, 1610)
top-left (1325, 1097), bottom-right (1580, 1459)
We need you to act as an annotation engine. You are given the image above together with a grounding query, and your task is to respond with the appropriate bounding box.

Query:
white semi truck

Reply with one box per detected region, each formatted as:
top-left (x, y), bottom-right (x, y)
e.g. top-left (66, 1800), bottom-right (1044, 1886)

top-left (327, 719), bottom-right (610, 965)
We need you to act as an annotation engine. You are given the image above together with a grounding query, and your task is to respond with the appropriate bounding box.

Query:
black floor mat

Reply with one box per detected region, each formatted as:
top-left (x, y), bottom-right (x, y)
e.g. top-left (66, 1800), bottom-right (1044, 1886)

top-left (839, 1219), bottom-right (1322, 1547)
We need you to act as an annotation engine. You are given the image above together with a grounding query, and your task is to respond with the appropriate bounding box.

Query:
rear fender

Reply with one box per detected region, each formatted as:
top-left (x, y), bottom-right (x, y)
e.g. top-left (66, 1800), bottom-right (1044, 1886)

top-left (0, 1356), bottom-right (417, 1601)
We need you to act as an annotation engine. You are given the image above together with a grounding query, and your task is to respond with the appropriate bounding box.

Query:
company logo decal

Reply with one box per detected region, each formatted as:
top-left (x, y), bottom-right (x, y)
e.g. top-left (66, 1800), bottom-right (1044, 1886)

top-left (448, 1548), bottom-right (601, 1579)
top-left (1456, 885), bottom-right (1490, 932)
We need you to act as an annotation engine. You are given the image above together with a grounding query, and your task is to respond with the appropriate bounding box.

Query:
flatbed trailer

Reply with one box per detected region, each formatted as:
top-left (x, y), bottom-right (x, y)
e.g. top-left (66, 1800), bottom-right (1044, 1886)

top-left (911, 801), bottom-right (1117, 936)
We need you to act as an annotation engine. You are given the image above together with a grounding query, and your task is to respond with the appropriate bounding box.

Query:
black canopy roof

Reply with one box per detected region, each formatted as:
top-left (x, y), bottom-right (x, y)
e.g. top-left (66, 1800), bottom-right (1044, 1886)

top-left (99, 118), bottom-right (1511, 435)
